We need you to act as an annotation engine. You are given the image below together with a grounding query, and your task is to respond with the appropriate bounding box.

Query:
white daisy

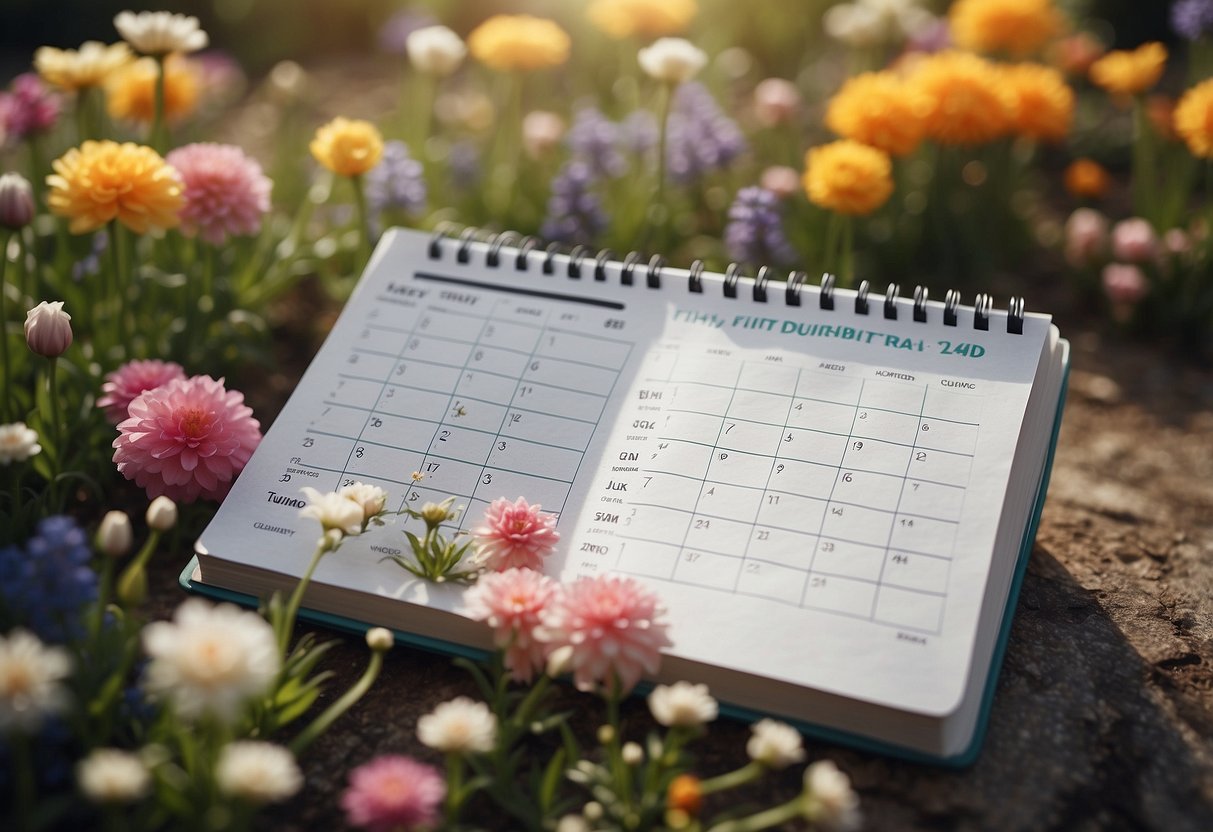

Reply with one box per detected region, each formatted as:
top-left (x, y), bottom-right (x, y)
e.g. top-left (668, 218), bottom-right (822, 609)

top-left (0, 629), bottom-right (71, 732)
top-left (215, 741), bottom-right (303, 804)
top-left (746, 719), bottom-right (805, 769)
top-left (417, 696), bottom-right (497, 754)
top-left (114, 11), bottom-right (209, 56)
top-left (0, 422), bottom-right (42, 465)
top-left (638, 38), bottom-right (708, 85)
top-left (648, 681), bottom-right (718, 728)
top-left (77, 748), bottom-right (151, 804)
top-left (802, 759), bottom-right (861, 831)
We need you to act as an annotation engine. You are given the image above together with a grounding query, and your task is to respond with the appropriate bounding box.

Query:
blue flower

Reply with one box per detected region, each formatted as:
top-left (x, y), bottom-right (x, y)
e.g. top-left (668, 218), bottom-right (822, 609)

top-left (541, 161), bottom-right (607, 247)
top-left (724, 187), bottom-right (798, 267)
top-left (0, 516), bottom-right (97, 643)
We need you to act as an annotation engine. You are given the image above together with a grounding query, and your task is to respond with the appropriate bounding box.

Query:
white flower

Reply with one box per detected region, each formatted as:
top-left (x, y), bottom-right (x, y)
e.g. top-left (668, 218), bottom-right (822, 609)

top-left (746, 719), bottom-right (805, 769)
top-left (416, 696), bottom-right (497, 754)
top-left (365, 627), bottom-right (393, 652)
top-left (0, 629), bottom-right (72, 733)
top-left (621, 742), bottom-right (644, 765)
top-left (523, 110), bottom-right (566, 160)
top-left (299, 487), bottom-right (364, 538)
top-left (802, 759), bottom-right (861, 831)
top-left (638, 38), bottom-right (708, 85)
top-left (24, 300), bottom-right (73, 358)
top-left (556, 816), bottom-right (591, 832)
top-left (77, 748), bottom-right (151, 804)
top-left (146, 495), bottom-right (178, 531)
top-left (114, 10), bottom-right (208, 55)
top-left (0, 422), bottom-right (42, 465)
top-left (406, 25), bottom-right (467, 77)
top-left (824, 0), bottom-right (932, 47)
top-left (648, 681), bottom-right (718, 728)
top-left (215, 741), bottom-right (303, 804)
top-left (141, 599), bottom-right (280, 723)
top-left (337, 481), bottom-right (388, 524)
top-left (97, 510), bottom-right (134, 558)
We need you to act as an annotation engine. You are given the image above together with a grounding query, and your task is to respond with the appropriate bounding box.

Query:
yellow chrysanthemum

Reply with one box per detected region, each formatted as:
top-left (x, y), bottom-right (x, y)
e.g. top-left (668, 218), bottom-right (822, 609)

top-left (803, 140), bottom-right (894, 217)
top-left (1001, 63), bottom-right (1073, 143)
top-left (105, 55), bottom-right (200, 124)
top-left (949, 0), bottom-right (1066, 57)
top-left (34, 41), bottom-right (133, 91)
top-left (825, 72), bottom-right (927, 158)
top-left (309, 117), bottom-right (384, 177)
top-left (1088, 42), bottom-right (1166, 97)
top-left (468, 15), bottom-right (570, 72)
top-left (1174, 79), bottom-right (1213, 159)
top-left (908, 51), bottom-right (1012, 146)
top-left (1063, 159), bottom-right (1110, 199)
top-left (587, 0), bottom-right (698, 39)
top-left (47, 141), bottom-right (183, 235)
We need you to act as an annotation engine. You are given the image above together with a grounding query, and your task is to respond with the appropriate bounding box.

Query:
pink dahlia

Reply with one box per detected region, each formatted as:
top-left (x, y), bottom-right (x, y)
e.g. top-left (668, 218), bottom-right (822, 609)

top-left (112, 375), bottom-right (261, 503)
top-left (164, 142), bottom-right (271, 245)
top-left (472, 497), bottom-right (560, 571)
top-left (541, 575), bottom-right (671, 695)
top-left (98, 359), bottom-right (186, 423)
top-left (464, 568), bottom-right (560, 683)
top-left (341, 755), bottom-right (445, 832)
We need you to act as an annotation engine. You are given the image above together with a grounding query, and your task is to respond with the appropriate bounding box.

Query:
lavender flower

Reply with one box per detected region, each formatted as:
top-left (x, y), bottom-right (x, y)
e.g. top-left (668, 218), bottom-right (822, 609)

top-left (1173, 0), bottom-right (1213, 40)
top-left (0, 73), bottom-right (61, 143)
top-left (724, 187), bottom-right (798, 267)
top-left (0, 516), bottom-right (97, 643)
top-left (566, 107), bottom-right (626, 179)
top-left (541, 161), bottom-right (607, 246)
top-left (365, 140), bottom-right (427, 235)
top-left (666, 82), bottom-right (747, 185)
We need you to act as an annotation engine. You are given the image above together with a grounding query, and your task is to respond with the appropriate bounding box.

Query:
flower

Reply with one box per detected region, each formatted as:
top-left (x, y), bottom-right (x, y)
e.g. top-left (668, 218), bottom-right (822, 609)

top-left (1102, 263), bottom-right (1150, 310)
top-left (105, 54), bottom-right (200, 124)
top-left (760, 165), bottom-right (802, 199)
top-left (0, 74), bottom-right (61, 140)
top-left (566, 108), bottom-right (626, 178)
top-left (1089, 43), bottom-right (1166, 97)
top-left (299, 487), bottom-right (366, 539)
top-left (0, 629), bottom-right (72, 732)
top-left (540, 574), bottom-right (671, 694)
top-left (97, 511), bottom-right (133, 558)
top-left (746, 719), bottom-right (805, 769)
top-left (948, 0), bottom-right (1065, 57)
top-left (666, 82), bottom-right (747, 184)
top-left (310, 117), bottom-right (384, 178)
top-left (725, 186), bottom-right (798, 266)
top-left (215, 741), bottom-right (303, 804)
top-left (365, 140), bottom-right (427, 234)
top-left (0, 422), bottom-right (42, 465)
top-left (1063, 159), bottom-right (1110, 200)
top-left (1064, 208), bottom-right (1108, 267)
top-left (909, 51), bottom-right (1012, 145)
top-left (468, 15), bottom-right (571, 72)
top-left (417, 696), bottom-right (497, 754)
top-left (342, 755), bottom-right (446, 832)
top-left (825, 71), bottom-right (926, 157)
top-left (1172, 0), bottom-right (1213, 41)
top-left (667, 774), bottom-right (703, 815)
top-left (638, 38), bottom-right (708, 85)
top-left (366, 627), bottom-right (393, 652)
top-left (114, 10), bottom-right (209, 55)
top-left (24, 300), bottom-right (73, 357)
top-left (1175, 79), bottom-right (1213, 159)
top-left (473, 497), bottom-right (560, 571)
top-left (98, 359), bottom-right (187, 424)
top-left (1111, 218), bottom-right (1159, 263)
top-left (406, 25), bottom-right (467, 76)
top-left (164, 143), bottom-right (272, 245)
top-left (824, 0), bottom-right (935, 48)
top-left (147, 496), bottom-right (178, 531)
top-left (35, 41), bottom-right (134, 91)
top-left (648, 681), bottom-right (718, 727)
top-left (1164, 228), bottom-right (1191, 256)
top-left (141, 599), bottom-right (280, 723)
top-left (803, 140), bottom-right (894, 217)
top-left (587, 0), bottom-right (698, 39)
top-left (523, 110), bottom-right (566, 159)
top-left (1001, 63), bottom-right (1074, 143)
top-left (0, 172), bottom-right (35, 230)
top-left (802, 760), bottom-right (861, 831)
top-left (752, 77), bottom-right (801, 128)
top-left (77, 748), bottom-right (151, 803)
top-left (464, 567), bottom-right (560, 682)
top-left (47, 140), bottom-right (183, 234)
top-left (113, 375), bottom-right (262, 503)
top-left (339, 482), bottom-right (389, 525)
top-left (622, 742), bottom-right (644, 765)
top-left (0, 516), bottom-right (96, 643)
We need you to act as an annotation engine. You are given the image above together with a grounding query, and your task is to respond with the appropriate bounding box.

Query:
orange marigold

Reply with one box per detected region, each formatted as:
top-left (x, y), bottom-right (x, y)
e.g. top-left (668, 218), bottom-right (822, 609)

top-left (105, 54), bottom-right (200, 124)
top-left (47, 140), bottom-right (182, 234)
top-left (803, 140), bottom-right (894, 217)
top-left (1002, 63), bottom-right (1074, 143)
top-left (909, 51), bottom-right (1012, 146)
top-left (309, 117), bottom-right (384, 177)
top-left (1088, 42), bottom-right (1166, 97)
top-left (587, 0), bottom-right (698, 39)
top-left (825, 71), bottom-right (927, 157)
top-left (1174, 79), bottom-right (1213, 159)
top-left (667, 774), bottom-right (703, 815)
top-left (468, 15), bottom-right (570, 72)
top-left (1063, 159), bottom-right (1110, 199)
top-left (949, 0), bottom-right (1065, 57)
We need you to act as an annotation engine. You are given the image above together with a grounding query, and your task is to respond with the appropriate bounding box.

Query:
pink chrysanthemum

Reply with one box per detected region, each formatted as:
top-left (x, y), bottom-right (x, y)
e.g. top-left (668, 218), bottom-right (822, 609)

top-left (341, 755), bottom-right (445, 832)
top-left (112, 375), bottom-right (261, 503)
top-left (541, 575), bottom-right (671, 694)
top-left (0, 74), bottom-right (61, 140)
top-left (472, 497), bottom-right (560, 571)
top-left (164, 143), bottom-right (271, 245)
top-left (98, 359), bottom-right (186, 424)
top-left (464, 568), bottom-right (560, 683)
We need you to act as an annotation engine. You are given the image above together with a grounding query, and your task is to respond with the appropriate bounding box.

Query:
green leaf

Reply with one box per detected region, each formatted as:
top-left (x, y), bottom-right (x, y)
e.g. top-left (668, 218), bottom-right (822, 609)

top-left (540, 748), bottom-right (567, 812)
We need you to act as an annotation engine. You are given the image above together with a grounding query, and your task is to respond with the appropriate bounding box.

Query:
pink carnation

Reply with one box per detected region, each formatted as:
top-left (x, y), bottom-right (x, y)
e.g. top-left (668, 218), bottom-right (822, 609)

top-left (341, 755), bottom-right (445, 832)
top-left (541, 575), bottom-right (671, 694)
top-left (464, 568), bottom-right (560, 683)
top-left (164, 143), bottom-right (271, 245)
top-left (112, 375), bottom-right (261, 503)
top-left (472, 497), bottom-right (560, 571)
top-left (98, 359), bottom-right (187, 423)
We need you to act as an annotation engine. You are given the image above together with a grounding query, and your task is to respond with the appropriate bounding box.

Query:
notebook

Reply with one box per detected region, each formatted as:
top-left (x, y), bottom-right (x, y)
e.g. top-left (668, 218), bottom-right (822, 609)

top-left (188, 226), bottom-right (1070, 765)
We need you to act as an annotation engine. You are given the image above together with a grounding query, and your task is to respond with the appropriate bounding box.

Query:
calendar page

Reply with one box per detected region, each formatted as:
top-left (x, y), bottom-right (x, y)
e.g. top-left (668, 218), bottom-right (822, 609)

top-left (198, 229), bottom-right (1053, 717)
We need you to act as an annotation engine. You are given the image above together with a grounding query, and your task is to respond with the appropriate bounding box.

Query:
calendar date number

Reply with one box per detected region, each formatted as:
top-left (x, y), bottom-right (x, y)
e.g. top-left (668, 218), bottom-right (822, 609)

top-left (937, 340), bottom-right (986, 358)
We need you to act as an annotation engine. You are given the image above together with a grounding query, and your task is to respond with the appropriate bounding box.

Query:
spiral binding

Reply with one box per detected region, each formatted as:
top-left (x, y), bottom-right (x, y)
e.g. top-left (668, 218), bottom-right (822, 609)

top-left (424, 227), bottom-right (1028, 334)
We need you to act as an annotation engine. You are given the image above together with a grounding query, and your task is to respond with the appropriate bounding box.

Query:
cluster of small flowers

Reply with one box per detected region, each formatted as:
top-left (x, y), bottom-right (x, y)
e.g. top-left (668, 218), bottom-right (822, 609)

top-left (566, 106), bottom-right (628, 179)
top-left (0, 73), bottom-right (60, 145)
top-left (364, 140), bottom-right (427, 236)
top-left (724, 186), bottom-right (799, 267)
top-left (0, 516), bottom-right (97, 643)
top-left (540, 161), bottom-right (609, 247)
top-left (666, 82), bottom-right (747, 185)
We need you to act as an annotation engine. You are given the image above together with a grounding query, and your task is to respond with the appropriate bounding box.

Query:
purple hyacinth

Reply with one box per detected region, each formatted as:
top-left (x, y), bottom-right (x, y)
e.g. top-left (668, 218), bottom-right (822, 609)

top-left (0, 516), bottom-right (97, 643)
top-left (540, 160), bottom-right (607, 246)
top-left (0, 73), bottom-right (60, 143)
top-left (666, 82), bottom-right (747, 185)
top-left (1172, 0), bottom-right (1213, 40)
top-left (566, 107), bottom-right (626, 179)
top-left (724, 187), bottom-right (798, 267)
top-left (365, 140), bottom-right (427, 235)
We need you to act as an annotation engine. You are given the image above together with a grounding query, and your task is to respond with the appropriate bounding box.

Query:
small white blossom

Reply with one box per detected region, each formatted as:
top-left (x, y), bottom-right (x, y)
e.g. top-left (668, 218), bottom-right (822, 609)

top-left (824, 0), bottom-right (933, 47)
top-left (77, 748), bottom-right (151, 804)
top-left (0, 629), bottom-right (72, 733)
top-left (546, 644), bottom-right (574, 677)
top-left (114, 10), bottom-right (208, 55)
top-left (365, 627), bottom-right (393, 652)
top-left (337, 481), bottom-right (388, 524)
top-left (215, 741), bottom-right (303, 804)
top-left (648, 681), bottom-right (718, 728)
top-left (523, 110), bottom-right (566, 159)
top-left (417, 696), bottom-right (497, 754)
top-left (638, 38), bottom-right (708, 85)
top-left (97, 511), bottom-right (134, 558)
top-left (146, 496), bottom-right (178, 531)
top-left (0, 422), bottom-right (42, 465)
top-left (556, 816), bottom-right (591, 832)
top-left (802, 759), bottom-right (861, 831)
top-left (746, 719), bottom-right (805, 769)
top-left (299, 487), bottom-right (364, 539)
top-left (621, 741), bottom-right (644, 765)
top-left (406, 25), bottom-right (467, 77)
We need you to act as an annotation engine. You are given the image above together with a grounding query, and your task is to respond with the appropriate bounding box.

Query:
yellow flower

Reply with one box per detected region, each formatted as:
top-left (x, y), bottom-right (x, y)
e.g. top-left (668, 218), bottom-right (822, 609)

top-left (949, 0), bottom-right (1066, 57)
top-left (105, 55), bottom-right (200, 124)
top-left (310, 117), bottom-right (384, 177)
top-left (1001, 63), bottom-right (1073, 143)
top-left (825, 71), bottom-right (927, 158)
top-left (468, 15), bottom-right (570, 72)
top-left (1175, 79), bottom-right (1213, 159)
top-left (908, 51), bottom-right (1012, 146)
top-left (34, 41), bottom-right (133, 91)
top-left (1089, 42), bottom-right (1166, 97)
top-left (1063, 159), bottom-right (1110, 199)
top-left (47, 141), bottom-right (183, 235)
top-left (803, 140), bottom-right (894, 217)
top-left (587, 0), bottom-right (698, 40)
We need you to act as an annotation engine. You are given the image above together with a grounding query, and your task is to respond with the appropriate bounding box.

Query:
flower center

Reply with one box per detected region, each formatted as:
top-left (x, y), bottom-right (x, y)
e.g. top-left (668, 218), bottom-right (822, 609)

top-left (1, 663), bottom-right (34, 696)
top-left (178, 407), bottom-right (212, 440)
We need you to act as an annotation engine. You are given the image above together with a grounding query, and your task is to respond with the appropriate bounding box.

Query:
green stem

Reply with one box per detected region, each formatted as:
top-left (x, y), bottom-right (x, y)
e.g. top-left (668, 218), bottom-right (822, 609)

top-left (445, 753), bottom-right (465, 820)
top-left (705, 796), bottom-right (805, 832)
top-left (115, 528), bottom-right (161, 607)
top-left (351, 174), bottom-right (371, 268)
top-left (289, 647), bottom-right (383, 754)
top-left (1132, 97), bottom-right (1157, 223)
top-left (699, 761), bottom-right (765, 795)
top-left (0, 229), bottom-right (11, 422)
top-left (278, 539), bottom-right (329, 658)
top-left (91, 556), bottom-right (115, 639)
top-left (44, 357), bottom-right (60, 476)
top-left (152, 55), bottom-right (167, 153)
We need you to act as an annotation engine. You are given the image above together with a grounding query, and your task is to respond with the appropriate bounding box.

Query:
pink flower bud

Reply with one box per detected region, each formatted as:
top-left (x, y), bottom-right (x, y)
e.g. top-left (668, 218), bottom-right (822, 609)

top-left (522, 110), bottom-right (565, 160)
top-left (0, 172), bottom-right (34, 230)
top-left (1163, 228), bottom-right (1189, 256)
top-left (753, 78), bottom-right (801, 127)
top-left (1063, 208), bottom-right (1107, 267)
top-left (1110, 218), bottom-right (1158, 263)
top-left (759, 165), bottom-right (802, 200)
top-left (1102, 263), bottom-right (1149, 306)
top-left (24, 301), bottom-right (73, 357)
